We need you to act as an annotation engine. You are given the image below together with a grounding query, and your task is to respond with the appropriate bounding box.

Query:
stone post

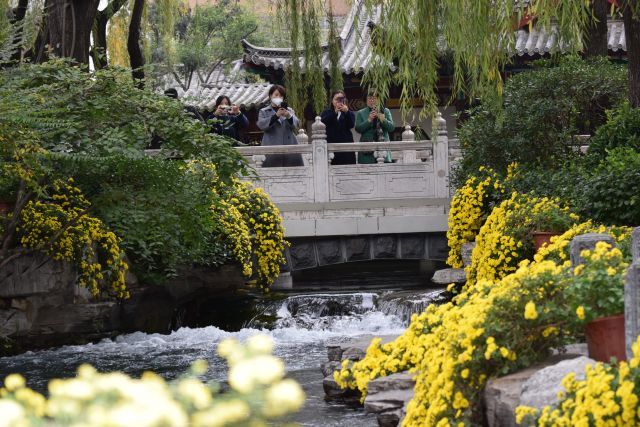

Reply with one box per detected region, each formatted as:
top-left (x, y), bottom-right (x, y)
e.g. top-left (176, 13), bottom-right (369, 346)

top-left (401, 125), bottom-right (417, 164)
top-left (625, 227), bottom-right (640, 358)
top-left (569, 233), bottom-right (615, 266)
top-left (297, 128), bottom-right (309, 145)
top-left (311, 116), bottom-right (330, 203)
top-left (632, 227), bottom-right (640, 263)
top-left (433, 112), bottom-right (450, 198)
top-left (297, 128), bottom-right (311, 166)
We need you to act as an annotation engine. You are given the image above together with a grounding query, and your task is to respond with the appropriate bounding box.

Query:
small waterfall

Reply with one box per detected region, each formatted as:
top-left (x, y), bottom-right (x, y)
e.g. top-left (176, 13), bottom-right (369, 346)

top-left (245, 289), bottom-right (448, 330)
top-left (377, 289), bottom-right (449, 323)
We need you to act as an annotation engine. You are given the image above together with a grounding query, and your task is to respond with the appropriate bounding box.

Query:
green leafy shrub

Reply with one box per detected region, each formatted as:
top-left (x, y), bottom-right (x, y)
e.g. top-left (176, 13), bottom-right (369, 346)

top-left (587, 102), bottom-right (640, 162)
top-left (49, 155), bottom-right (228, 283)
top-left (454, 57), bottom-right (627, 185)
top-left (0, 59), bottom-right (246, 180)
top-left (579, 148), bottom-right (640, 226)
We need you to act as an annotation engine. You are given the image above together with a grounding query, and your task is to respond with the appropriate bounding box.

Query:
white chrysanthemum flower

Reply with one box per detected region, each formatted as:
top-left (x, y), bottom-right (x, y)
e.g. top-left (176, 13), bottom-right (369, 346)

top-left (263, 379), bottom-right (305, 417)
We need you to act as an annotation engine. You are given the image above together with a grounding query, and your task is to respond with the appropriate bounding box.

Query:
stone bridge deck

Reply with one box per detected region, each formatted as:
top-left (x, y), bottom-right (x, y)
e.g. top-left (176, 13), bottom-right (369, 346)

top-left (237, 112), bottom-right (460, 239)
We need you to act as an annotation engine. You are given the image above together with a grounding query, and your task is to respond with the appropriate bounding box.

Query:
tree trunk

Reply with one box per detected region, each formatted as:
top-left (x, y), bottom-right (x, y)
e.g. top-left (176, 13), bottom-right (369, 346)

top-left (92, 13), bottom-right (109, 69)
top-left (128, 0), bottom-right (146, 85)
top-left (91, 0), bottom-right (128, 69)
top-left (46, 0), bottom-right (101, 64)
top-left (9, 0), bottom-right (30, 61)
top-left (30, 2), bottom-right (50, 63)
top-left (624, 1), bottom-right (640, 107)
top-left (584, 0), bottom-right (609, 57)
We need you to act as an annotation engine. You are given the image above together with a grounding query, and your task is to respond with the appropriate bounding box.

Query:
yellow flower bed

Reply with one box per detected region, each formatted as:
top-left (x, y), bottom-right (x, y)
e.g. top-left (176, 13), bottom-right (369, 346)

top-left (517, 336), bottom-right (640, 426)
top-left (0, 335), bottom-right (304, 427)
top-left (335, 218), bottom-right (630, 426)
top-left (215, 179), bottom-right (287, 288)
top-left (446, 167), bottom-right (505, 268)
top-left (17, 179), bottom-right (128, 299)
top-left (466, 193), bottom-right (579, 286)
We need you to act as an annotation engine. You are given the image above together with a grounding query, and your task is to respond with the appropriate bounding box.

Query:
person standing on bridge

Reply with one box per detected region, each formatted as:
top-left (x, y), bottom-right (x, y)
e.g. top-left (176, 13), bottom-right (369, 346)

top-left (257, 85), bottom-right (304, 167)
top-left (355, 91), bottom-right (395, 164)
top-left (321, 90), bottom-right (356, 165)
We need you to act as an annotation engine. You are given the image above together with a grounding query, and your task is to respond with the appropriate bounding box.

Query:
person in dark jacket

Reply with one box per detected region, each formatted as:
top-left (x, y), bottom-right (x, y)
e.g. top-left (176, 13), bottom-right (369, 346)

top-left (257, 84), bottom-right (303, 167)
top-left (320, 90), bottom-right (356, 165)
top-left (208, 95), bottom-right (249, 144)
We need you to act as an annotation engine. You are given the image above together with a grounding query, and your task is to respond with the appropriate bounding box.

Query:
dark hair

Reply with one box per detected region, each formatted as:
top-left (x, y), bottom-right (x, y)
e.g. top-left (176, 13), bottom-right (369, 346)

top-left (164, 88), bottom-right (178, 99)
top-left (331, 90), bottom-right (346, 101)
top-left (268, 84), bottom-right (286, 98)
top-left (215, 95), bottom-right (231, 108)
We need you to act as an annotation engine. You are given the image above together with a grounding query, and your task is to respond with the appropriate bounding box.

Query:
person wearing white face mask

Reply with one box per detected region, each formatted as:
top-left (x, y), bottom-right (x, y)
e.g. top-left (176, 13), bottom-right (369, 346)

top-left (257, 84), bottom-right (303, 167)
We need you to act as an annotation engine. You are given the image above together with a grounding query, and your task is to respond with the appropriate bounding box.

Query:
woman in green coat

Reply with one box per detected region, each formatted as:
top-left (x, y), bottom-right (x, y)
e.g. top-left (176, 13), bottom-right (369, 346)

top-left (354, 94), bottom-right (395, 164)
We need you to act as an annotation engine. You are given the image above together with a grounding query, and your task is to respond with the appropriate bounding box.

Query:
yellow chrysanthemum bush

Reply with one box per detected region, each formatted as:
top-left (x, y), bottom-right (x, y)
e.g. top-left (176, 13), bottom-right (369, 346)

top-left (446, 166), bottom-right (506, 268)
top-left (335, 221), bottom-right (631, 426)
top-left (214, 178), bottom-right (287, 288)
top-left (0, 335), bottom-right (305, 427)
top-left (466, 193), bottom-right (580, 286)
top-left (16, 178), bottom-right (129, 299)
top-left (517, 336), bottom-right (640, 427)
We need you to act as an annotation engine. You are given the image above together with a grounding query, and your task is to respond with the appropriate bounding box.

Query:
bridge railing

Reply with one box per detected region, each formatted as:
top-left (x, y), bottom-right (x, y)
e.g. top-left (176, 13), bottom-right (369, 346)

top-left (236, 112), bottom-right (456, 204)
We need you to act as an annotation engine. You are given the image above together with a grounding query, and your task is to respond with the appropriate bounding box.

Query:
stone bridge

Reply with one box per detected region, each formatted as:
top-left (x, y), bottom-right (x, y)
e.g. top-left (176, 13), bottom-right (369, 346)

top-left (236, 113), bottom-right (460, 286)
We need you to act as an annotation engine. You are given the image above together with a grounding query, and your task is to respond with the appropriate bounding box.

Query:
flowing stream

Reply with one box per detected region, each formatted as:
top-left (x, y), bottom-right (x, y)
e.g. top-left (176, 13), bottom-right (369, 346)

top-left (0, 289), bottom-right (447, 426)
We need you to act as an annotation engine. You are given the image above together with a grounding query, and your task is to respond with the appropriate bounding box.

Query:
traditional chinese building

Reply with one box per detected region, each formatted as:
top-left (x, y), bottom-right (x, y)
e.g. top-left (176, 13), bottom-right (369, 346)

top-left (183, 0), bottom-right (629, 144)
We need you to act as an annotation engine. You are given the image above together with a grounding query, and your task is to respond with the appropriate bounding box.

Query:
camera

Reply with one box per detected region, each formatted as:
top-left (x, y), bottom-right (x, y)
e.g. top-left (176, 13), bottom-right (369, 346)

top-left (337, 96), bottom-right (346, 104)
top-left (280, 102), bottom-right (288, 110)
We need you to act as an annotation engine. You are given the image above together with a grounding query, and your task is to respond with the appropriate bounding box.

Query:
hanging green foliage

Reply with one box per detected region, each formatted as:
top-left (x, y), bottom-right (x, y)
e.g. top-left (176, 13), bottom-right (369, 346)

top-left (283, 0), bottom-right (304, 116)
top-left (359, 0), bottom-right (594, 115)
top-left (327, 1), bottom-right (344, 95)
top-left (278, 0), bottom-right (615, 116)
top-left (301, 0), bottom-right (325, 115)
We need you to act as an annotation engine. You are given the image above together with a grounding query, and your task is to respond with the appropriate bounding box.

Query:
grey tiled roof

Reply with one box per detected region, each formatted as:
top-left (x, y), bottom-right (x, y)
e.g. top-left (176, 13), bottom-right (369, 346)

top-left (181, 82), bottom-right (271, 110)
top-left (515, 20), bottom-right (626, 56)
top-left (243, 0), bottom-right (627, 72)
top-left (242, 0), bottom-right (380, 74)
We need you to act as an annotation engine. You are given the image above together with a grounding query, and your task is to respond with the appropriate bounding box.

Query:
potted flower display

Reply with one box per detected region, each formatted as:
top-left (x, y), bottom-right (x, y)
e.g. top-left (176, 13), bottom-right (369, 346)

top-left (529, 205), bottom-right (578, 251)
top-left (564, 241), bottom-right (628, 362)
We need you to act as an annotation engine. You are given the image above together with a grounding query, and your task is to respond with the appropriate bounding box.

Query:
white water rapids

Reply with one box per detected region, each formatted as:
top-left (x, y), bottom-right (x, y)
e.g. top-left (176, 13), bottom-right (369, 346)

top-left (0, 290), bottom-right (447, 426)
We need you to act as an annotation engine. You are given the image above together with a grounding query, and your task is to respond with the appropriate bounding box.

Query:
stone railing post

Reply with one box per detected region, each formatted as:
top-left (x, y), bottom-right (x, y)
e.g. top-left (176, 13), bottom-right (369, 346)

top-left (401, 125), bottom-right (417, 164)
top-left (297, 128), bottom-right (311, 166)
top-left (311, 116), bottom-right (330, 203)
top-left (569, 233), bottom-right (616, 266)
top-left (625, 227), bottom-right (640, 358)
top-left (434, 112), bottom-right (450, 198)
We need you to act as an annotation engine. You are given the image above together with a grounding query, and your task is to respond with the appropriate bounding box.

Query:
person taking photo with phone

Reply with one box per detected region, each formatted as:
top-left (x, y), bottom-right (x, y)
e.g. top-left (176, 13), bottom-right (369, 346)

top-left (355, 91), bottom-right (395, 164)
top-left (321, 90), bottom-right (356, 165)
top-left (208, 95), bottom-right (249, 144)
top-left (257, 84), bottom-right (303, 167)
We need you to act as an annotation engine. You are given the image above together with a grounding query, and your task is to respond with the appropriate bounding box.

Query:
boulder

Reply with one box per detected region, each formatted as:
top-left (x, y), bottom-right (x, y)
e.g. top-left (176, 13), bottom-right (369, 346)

top-left (0, 309), bottom-right (30, 337)
top-left (322, 375), bottom-right (361, 403)
top-left (362, 372), bottom-right (415, 427)
top-left (431, 268), bottom-right (466, 285)
top-left (367, 372), bottom-right (415, 395)
top-left (569, 233), bottom-right (615, 266)
top-left (321, 361), bottom-right (342, 378)
top-left (326, 335), bottom-right (399, 363)
top-left (365, 389), bottom-right (414, 416)
top-left (0, 254), bottom-right (75, 298)
top-left (520, 356), bottom-right (594, 410)
top-left (483, 350), bottom-right (588, 427)
top-left (461, 242), bottom-right (476, 267)
top-left (376, 409), bottom-right (403, 427)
